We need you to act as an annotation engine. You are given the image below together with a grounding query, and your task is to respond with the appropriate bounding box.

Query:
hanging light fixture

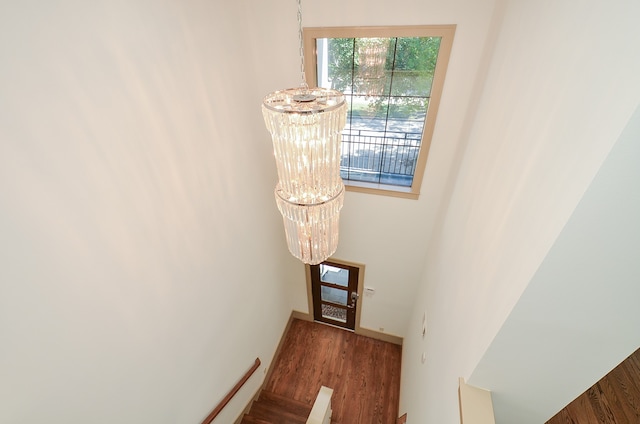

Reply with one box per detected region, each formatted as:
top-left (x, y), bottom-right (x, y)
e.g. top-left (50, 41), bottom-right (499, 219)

top-left (262, 0), bottom-right (347, 265)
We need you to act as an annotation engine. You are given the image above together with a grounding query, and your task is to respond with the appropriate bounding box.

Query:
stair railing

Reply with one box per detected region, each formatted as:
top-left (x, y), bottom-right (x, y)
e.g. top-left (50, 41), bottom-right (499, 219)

top-left (201, 357), bottom-right (261, 424)
top-left (306, 386), bottom-right (333, 424)
top-left (458, 378), bottom-right (496, 424)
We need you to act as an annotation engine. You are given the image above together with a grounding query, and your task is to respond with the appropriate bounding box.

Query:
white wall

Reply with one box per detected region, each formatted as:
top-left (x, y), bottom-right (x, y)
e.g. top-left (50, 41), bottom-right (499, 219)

top-left (469, 104), bottom-right (640, 422)
top-left (5, 1), bottom-right (636, 422)
top-left (0, 1), bottom-right (295, 423)
top-left (400, 0), bottom-right (640, 422)
top-left (254, 0), bottom-right (499, 338)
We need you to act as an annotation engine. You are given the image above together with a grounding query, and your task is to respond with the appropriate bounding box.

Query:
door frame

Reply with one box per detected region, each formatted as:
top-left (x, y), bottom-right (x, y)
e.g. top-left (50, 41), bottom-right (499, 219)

top-left (305, 257), bottom-right (365, 332)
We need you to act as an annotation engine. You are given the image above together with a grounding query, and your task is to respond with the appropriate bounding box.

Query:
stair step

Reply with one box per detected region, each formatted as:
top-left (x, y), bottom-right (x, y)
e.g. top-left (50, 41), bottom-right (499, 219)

top-left (248, 399), bottom-right (308, 424)
top-left (242, 389), bottom-right (314, 424)
top-left (258, 390), bottom-right (313, 417)
top-left (240, 414), bottom-right (272, 424)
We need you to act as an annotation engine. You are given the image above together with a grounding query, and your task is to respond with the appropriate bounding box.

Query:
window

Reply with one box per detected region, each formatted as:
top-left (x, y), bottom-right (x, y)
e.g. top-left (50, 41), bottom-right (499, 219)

top-left (304, 26), bottom-right (455, 199)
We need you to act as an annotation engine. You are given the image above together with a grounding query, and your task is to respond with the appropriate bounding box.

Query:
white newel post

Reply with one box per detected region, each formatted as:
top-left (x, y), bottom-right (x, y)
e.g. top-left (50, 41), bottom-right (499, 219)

top-left (306, 386), bottom-right (333, 424)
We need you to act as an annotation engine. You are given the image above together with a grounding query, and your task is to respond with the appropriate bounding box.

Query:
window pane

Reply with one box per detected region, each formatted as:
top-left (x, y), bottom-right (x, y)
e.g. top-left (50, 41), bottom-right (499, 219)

top-left (387, 97), bottom-right (428, 134)
top-left (354, 37), bottom-right (394, 97)
top-left (390, 70), bottom-right (433, 98)
top-left (349, 95), bottom-right (389, 123)
top-left (321, 286), bottom-right (348, 305)
top-left (341, 132), bottom-right (384, 182)
top-left (354, 71), bottom-right (392, 97)
top-left (317, 38), bottom-right (355, 93)
top-left (390, 37), bottom-right (440, 97)
top-left (321, 304), bottom-right (347, 322)
top-left (379, 141), bottom-right (419, 187)
top-left (320, 264), bottom-right (349, 287)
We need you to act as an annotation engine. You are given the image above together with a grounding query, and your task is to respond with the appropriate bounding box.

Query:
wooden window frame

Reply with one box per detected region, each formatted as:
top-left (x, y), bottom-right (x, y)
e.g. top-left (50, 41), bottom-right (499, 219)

top-left (303, 25), bottom-right (456, 200)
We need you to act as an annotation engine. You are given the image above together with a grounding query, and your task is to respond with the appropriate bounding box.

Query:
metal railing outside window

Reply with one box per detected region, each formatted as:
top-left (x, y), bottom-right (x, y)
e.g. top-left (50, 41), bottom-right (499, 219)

top-left (340, 129), bottom-right (422, 187)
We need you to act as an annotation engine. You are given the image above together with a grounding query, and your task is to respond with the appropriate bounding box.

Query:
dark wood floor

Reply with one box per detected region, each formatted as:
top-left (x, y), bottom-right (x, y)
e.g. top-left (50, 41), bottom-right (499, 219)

top-left (546, 347), bottom-right (640, 423)
top-left (264, 318), bottom-right (402, 424)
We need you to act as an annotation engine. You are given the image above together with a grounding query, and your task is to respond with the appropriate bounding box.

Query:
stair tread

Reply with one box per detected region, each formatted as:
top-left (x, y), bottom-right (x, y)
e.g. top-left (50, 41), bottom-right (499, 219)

top-left (260, 390), bottom-right (313, 413)
top-left (240, 413), bottom-right (272, 424)
top-left (249, 399), bottom-right (308, 424)
top-left (243, 389), bottom-right (316, 424)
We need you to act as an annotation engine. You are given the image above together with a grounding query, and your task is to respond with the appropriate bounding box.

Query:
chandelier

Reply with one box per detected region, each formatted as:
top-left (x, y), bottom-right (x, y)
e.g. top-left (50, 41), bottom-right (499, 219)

top-left (261, 0), bottom-right (347, 265)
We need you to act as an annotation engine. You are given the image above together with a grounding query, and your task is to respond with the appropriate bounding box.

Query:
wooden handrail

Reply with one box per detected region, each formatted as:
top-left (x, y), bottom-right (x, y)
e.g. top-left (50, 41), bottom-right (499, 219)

top-left (201, 357), bottom-right (261, 424)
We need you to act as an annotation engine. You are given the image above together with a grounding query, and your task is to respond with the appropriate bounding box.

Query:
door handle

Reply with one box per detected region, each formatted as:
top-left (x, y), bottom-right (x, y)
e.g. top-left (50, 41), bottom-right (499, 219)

top-left (347, 292), bottom-right (359, 308)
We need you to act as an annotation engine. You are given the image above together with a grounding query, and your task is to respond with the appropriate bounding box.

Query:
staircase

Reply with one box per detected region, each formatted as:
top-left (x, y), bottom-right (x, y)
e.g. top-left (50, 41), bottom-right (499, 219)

top-left (241, 390), bottom-right (312, 424)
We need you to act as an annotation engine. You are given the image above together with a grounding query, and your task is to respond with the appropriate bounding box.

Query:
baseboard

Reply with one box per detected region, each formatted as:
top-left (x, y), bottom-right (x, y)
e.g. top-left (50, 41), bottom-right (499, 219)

top-left (356, 326), bottom-right (403, 346)
top-left (292, 309), bottom-right (314, 322)
top-left (262, 311), bottom-right (303, 388)
top-left (292, 310), bottom-right (403, 346)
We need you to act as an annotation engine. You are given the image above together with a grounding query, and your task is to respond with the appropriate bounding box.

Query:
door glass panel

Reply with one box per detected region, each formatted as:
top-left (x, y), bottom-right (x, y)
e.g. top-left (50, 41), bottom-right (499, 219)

top-left (321, 286), bottom-right (348, 306)
top-left (321, 304), bottom-right (347, 323)
top-left (320, 264), bottom-right (349, 287)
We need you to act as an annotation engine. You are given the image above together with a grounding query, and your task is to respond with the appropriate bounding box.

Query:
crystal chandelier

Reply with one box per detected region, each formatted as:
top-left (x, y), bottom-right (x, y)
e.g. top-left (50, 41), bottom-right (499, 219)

top-left (261, 0), bottom-right (347, 265)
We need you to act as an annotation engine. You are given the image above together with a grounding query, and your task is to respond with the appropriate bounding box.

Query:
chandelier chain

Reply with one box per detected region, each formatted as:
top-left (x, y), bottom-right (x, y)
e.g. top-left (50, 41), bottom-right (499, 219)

top-left (297, 0), bottom-right (307, 88)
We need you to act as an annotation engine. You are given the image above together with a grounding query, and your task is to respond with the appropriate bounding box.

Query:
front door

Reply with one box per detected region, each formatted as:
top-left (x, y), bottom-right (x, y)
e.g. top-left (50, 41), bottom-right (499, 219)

top-left (310, 261), bottom-right (359, 330)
